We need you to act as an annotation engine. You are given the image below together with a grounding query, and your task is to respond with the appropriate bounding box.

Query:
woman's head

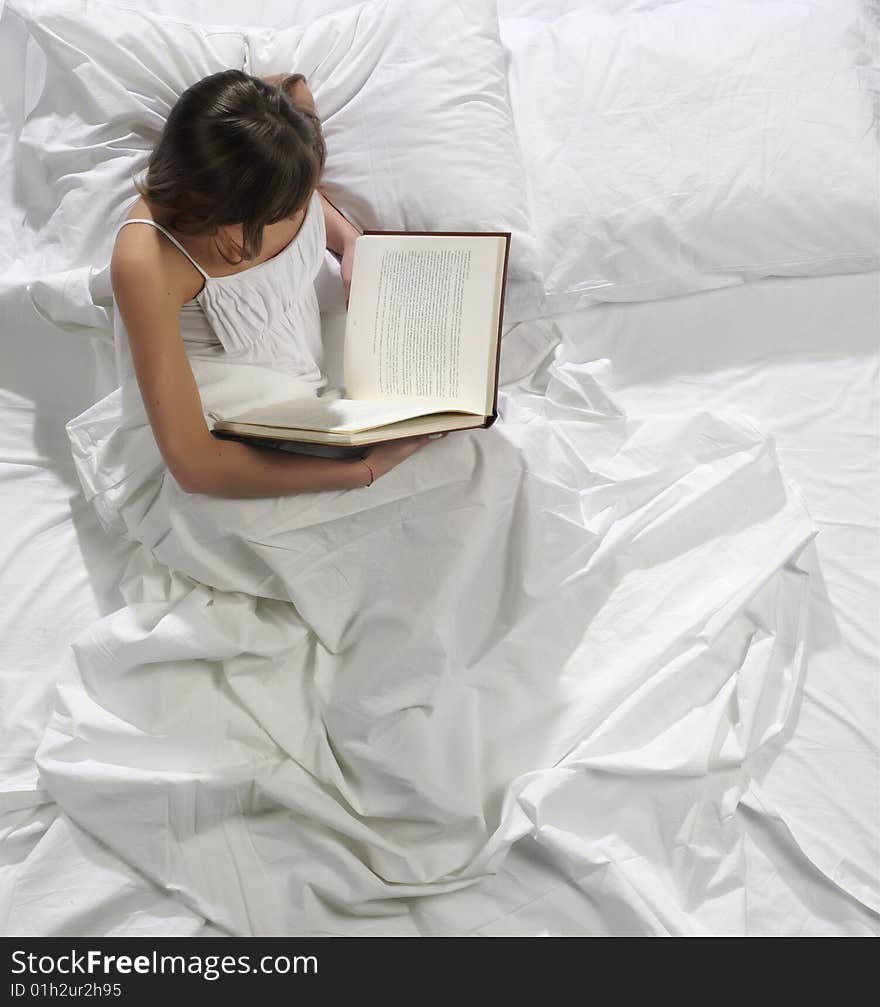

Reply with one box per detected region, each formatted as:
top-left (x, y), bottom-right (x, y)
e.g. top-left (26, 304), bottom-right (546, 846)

top-left (135, 69), bottom-right (326, 263)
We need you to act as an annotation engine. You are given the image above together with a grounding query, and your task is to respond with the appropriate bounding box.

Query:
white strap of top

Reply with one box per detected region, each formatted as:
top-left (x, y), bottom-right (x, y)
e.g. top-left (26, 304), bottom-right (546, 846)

top-left (116, 218), bottom-right (210, 280)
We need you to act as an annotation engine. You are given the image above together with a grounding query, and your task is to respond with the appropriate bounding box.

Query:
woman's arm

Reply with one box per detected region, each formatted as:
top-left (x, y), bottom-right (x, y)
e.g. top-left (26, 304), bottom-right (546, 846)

top-left (319, 190), bottom-right (361, 306)
top-left (193, 432), bottom-right (435, 498)
top-left (189, 438), bottom-right (370, 497)
top-left (112, 230), bottom-right (373, 498)
top-left (319, 190), bottom-right (361, 257)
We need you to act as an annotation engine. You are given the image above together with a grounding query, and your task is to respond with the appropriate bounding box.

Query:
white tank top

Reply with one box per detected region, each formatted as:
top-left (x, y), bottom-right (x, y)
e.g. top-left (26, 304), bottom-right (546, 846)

top-left (111, 189), bottom-right (328, 392)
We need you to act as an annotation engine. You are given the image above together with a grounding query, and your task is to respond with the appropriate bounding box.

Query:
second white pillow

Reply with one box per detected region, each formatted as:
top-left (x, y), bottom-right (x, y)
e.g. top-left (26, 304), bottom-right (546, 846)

top-left (501, 0), bottom-right (880, 311)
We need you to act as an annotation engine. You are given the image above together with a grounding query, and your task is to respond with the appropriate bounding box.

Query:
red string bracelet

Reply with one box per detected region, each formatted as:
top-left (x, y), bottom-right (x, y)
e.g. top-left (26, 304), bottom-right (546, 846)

top-left (362, 460), bottom-right (375, 487)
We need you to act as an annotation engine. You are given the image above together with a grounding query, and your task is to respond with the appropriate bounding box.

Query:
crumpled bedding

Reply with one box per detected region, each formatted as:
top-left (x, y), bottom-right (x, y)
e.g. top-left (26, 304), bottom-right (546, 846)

top-left (35, 336), bottom-right (815, 931)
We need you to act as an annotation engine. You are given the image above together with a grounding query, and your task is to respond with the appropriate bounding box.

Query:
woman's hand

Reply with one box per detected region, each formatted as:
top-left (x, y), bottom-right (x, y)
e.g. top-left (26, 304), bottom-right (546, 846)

top-left (356, 433), bottom-right (448, 485)
top-left (264, 73), bottom-right (316, 115)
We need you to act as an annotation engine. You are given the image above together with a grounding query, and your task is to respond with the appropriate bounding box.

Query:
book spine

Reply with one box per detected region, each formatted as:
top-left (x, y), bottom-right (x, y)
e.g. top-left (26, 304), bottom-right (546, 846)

top-left (491, 234), bottom-right (512, 422)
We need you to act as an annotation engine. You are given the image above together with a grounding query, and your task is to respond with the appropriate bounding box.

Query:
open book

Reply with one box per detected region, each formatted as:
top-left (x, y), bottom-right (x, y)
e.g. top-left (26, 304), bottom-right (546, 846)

top-left (210, 230), bottom-right (511, 456)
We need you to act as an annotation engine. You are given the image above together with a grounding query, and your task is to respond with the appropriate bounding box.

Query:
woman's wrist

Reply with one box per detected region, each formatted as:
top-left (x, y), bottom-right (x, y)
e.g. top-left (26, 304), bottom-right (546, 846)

top-left (344, 456), bottom-right (375, 489)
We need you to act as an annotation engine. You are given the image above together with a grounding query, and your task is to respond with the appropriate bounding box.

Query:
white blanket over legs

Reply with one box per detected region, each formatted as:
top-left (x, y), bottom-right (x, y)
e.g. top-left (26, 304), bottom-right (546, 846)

top-left (36, 334), bottom-right (815, 935)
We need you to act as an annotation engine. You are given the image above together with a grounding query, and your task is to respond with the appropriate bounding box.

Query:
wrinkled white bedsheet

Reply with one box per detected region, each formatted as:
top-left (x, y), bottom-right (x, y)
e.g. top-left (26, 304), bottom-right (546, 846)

top-left (5, 270), bottom-right (878, 936)
top-left (34, 345), bottom-right (816, 932)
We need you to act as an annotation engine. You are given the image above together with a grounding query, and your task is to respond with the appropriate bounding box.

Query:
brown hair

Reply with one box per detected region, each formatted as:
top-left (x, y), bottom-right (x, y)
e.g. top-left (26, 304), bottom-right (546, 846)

top-left (134, 69), bottom-right (326, 264)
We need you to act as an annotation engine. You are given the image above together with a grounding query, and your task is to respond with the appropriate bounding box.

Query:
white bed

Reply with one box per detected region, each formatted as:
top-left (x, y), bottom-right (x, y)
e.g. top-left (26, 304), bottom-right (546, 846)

top-left (1, 0), bottom-right (877, 936)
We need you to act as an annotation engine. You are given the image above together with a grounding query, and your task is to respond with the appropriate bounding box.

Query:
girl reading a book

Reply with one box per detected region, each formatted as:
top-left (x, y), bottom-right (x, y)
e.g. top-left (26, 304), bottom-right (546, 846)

top-left (106, 69), bottom-right (440, 506)
top-left (67, 62), bottom-right (803, 611)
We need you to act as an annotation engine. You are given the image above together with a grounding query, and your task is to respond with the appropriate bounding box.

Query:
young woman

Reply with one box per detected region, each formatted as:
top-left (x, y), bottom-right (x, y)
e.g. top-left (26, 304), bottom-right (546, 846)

top-left (109, 69), bottom-right (439, 502)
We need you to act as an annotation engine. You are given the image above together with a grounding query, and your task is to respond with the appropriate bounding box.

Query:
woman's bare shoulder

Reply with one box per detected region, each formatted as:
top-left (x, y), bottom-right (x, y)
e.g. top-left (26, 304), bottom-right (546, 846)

top-left (113, 197), bottom-right (162, 260)
top-left (111, 199), bottom-right (197, 306)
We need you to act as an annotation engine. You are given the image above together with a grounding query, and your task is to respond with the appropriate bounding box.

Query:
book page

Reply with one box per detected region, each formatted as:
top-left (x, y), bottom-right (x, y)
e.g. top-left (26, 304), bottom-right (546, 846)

top-left (223, 395), bottom-right (479, 434)
top-left (344, 235), bottom-right (505, 413)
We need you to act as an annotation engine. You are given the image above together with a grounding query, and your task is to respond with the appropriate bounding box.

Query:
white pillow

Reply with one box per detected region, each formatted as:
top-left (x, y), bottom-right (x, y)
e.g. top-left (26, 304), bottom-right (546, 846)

top-left (12, 0), bottom-right (543, 320)
top-left (500, 0), bottom-right (880, 311)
